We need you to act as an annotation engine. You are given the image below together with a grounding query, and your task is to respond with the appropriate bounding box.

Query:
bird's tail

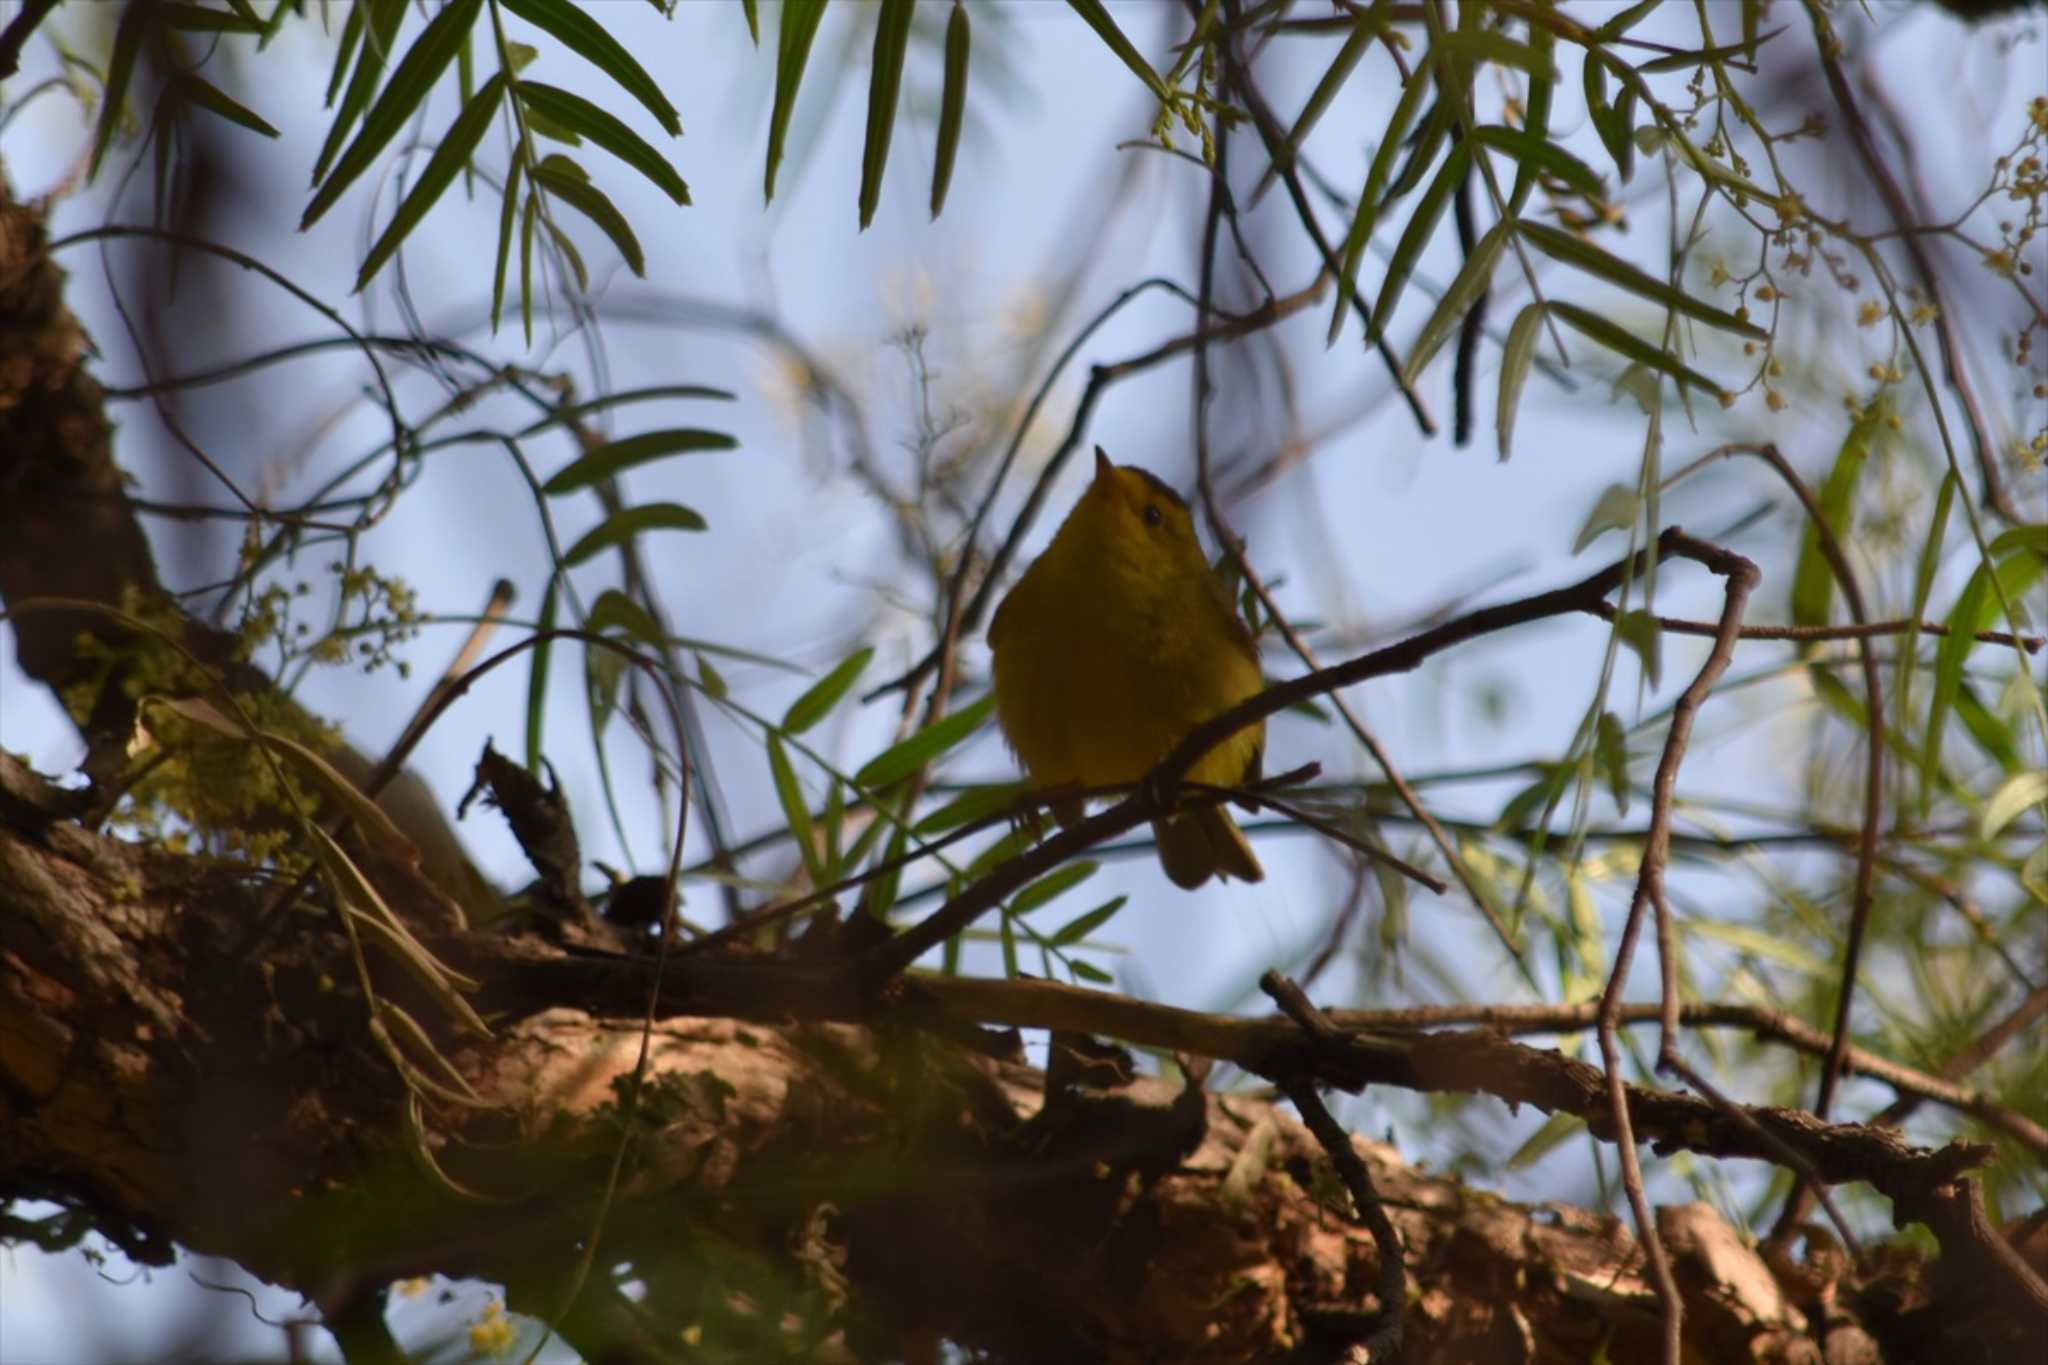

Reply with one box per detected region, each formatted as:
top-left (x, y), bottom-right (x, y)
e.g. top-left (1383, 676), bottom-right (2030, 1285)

top-left (1153, 805), bottom-right (1263, 890)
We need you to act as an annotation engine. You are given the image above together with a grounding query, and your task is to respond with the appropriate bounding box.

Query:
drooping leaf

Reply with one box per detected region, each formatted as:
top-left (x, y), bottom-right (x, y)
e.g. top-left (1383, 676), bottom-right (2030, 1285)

top-left (913, 782), bottom-right (1026, 836)
top-left (585, 588), bottom-right (665, 650)
top-left (1404, 219), bottom-right (1508, 383)
top-left (1050, 894), bottom-right (1127, 946)
top-left (1468, 124), bottom-right (1601, 200)
top-left (858, 0), bottom-right (915, 229)
top-left (1064, 0), bottom-right (1170, 103)
top-left (532, 154), bottom-right (646, 275)
top-left (316, 0), bottom-right (408, 184)
top-left (1790, 408), bottom-right (1880, 628)
top-left (542, 429), bottom-right (737, 495)
top-left (1329, 52), bottom-right (1435, 345)
top-left (1508, 26), bottom-right (1555, 214)
top-left (515, 81), bottom-right (690, 205)
top-left (499, 0), bottom-right (680, 134)
top-left (1495, 301), bottom-right (1545, 459)
top-left (1013, 861), bottom-right (1100, 917)
top-left (1520, 220), bottom-right (1764, 339)
top-left (767, 734), bottom-right (824, 885)
top-left (1614, 609), bottom-right (1662, 689)
top-left (1371, 142), bottom-right (1471, 339)
top-left (1278, 0), bottom-right (1391, 175)
top-left (1923, 550), bottom-right (2048, 807)
top-left (491, 154), bottom-right (524, 333)
top-left (303, 0), bottom-right (484, 229)
top-left (931, 1), bottom-right (970, 218)
top-left (354, 72), bottom-right (506, 292)
top-left (784, 647), bottom-right (874, 736)
top-left (1571, 482), bottom-right (1639, 554)
top-left (171, 71), bottom-right (280, 140)
top-left (1548, 301), bottom-right (1726, 398)
top-left (561, 503), bottom-right (708, 567)
top-left (764, 0), bottom-right (829, 201)
top-left (89, 1), bottom-right (154, 180)
top-left (854, 695), bottom-right (995, 789)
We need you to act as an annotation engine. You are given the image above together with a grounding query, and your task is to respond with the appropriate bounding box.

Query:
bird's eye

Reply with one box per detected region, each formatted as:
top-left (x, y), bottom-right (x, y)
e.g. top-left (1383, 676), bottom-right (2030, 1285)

top-left (1142, 504), bottom-right (1164, 528)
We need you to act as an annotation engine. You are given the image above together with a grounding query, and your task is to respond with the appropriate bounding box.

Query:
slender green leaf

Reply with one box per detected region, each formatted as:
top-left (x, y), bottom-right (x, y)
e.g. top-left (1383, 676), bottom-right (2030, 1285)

top-left (1957, 683), bottom-right (2021, 774)
top-left (1549, 301), bottom-right (1726, 397)
top-left (1403, 219), bottom-right (1507, 383)
top-left (519, 189), bottom-right (536, 345)
top-left (1571, 482), bottom-right (1639, 554)
top-left (931, 1), bottom-right (971, 218)
top-left (491, 154), bottom-right (523, 333)
top-left (1011, 863), bottom-right (1098, 918)
top-left (767, 734), bottom-right (824, 885)
top-left (1328, 52), bottom-right (1435, 345)
top-left (172, 72), bottom-right (280, 139)
top-left (1595, 710), bottom-right (1630, 814)
top-left (89, 1), bottom-right (153, 180)
top-left (585, 588), bottom-right (664, 649)
top-left (324, 0), bottom-right (367, 108)
top-left (562, 503), bottom-right (708, 566)
top-left (2022, 842), bottom-right (2048, 905)
top-left (765, 0), bottom-right (829, 201)
top-left (1790, 409), bottom-right (1879, 628)
top-left (1371, 143), bottom-right (1470, 339)
top-left (1520, 220), bottom-right (1765, 338)
top-left (515, 80), bottom-right (689, 205)
top-left (1615, 609), bottom-right (1662, 689)
top-left (1064, 0), bottom-right (1170, 102)
top-left (1639, 29), bottom-right (1785, 74)
top-left (742, 0), bottom-right (760, 46)
top-left (1506, 1112), bottom-right (1584, 1171)
top-left (532, 154), bottom-right (646, 275)
top-left (355, 72), bottom-right (505, 292)
top-left (1508, 25), bottom-right (1554, 214)
top-left (1496, 301), bottom-right (1545, 459)
top-left (1435, 29), bottom-right (1555, 79)
top-left (524, 576), bottom-right (558, 768)
top-left (858, 0), bottom-right (915, 229)
top-left (543, 429), bottom-right (736, 495)
top-left (518, 386), bottom-right (736, 438)
top-left (1582, 55), bottom-right (1634, 183)
top-left (1685, 918), bottom-right (1830, 976)
top-left (1469, 124), bottom-right (1600, 200)
top-left (500, 0), bottom-right (679, 135)
top-left (1898, 470), bottom-right (1959, 720)
top-left (1050, 894), bottom-right (1127, 946)
top-left (1279, 0), bottom-right (1390, 173)
top-left (316, 0), bottom-right (408, 184)
top-left (784, 647), bottom-right (874, 736)
top-left (1989, 523), bottom-right (2048, 560)
top-left (913, 782), bottom-right (1026, 836)
top-left (1592, 0), bottom-right (1662, 41)
top-left (854, 696), bottom-right (995, 789)
top-left (539, 201), bottom-right (594, 287)
top-left (303, 0), bottom-right (483, 229)
top-left (1069, 958), bottom-right (1113, 984)
top-left (1924, 551), bottom-right (2048, 803)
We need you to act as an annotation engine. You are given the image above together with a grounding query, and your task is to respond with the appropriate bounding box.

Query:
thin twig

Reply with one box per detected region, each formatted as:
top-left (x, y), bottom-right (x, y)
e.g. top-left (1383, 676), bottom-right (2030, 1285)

top-left (1594, 532), bottom-right (1759, 1365)
top-left (1262, 970), bottom-right (1407, 1362)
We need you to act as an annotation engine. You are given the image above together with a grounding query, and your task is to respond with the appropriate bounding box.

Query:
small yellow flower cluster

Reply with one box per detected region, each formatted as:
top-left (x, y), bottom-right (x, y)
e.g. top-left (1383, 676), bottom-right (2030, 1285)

top-left (468, 1299), bottom-right (517, 1358)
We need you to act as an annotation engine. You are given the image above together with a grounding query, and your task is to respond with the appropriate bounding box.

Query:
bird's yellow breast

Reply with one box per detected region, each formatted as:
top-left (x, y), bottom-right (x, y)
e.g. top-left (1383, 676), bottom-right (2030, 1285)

top-left (989, 482), bottom-right (1264, 799)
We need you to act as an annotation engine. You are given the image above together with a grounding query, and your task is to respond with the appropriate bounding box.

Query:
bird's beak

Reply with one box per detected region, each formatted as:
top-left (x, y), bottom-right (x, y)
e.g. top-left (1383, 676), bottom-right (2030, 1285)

top-left (1093, 446), bottom-right (1114, 482)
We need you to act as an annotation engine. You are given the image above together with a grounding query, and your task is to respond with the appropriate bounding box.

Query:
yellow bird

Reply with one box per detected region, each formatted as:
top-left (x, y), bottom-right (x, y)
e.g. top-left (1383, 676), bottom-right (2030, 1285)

top-left (988, 448), bottom-right (1266, 889)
